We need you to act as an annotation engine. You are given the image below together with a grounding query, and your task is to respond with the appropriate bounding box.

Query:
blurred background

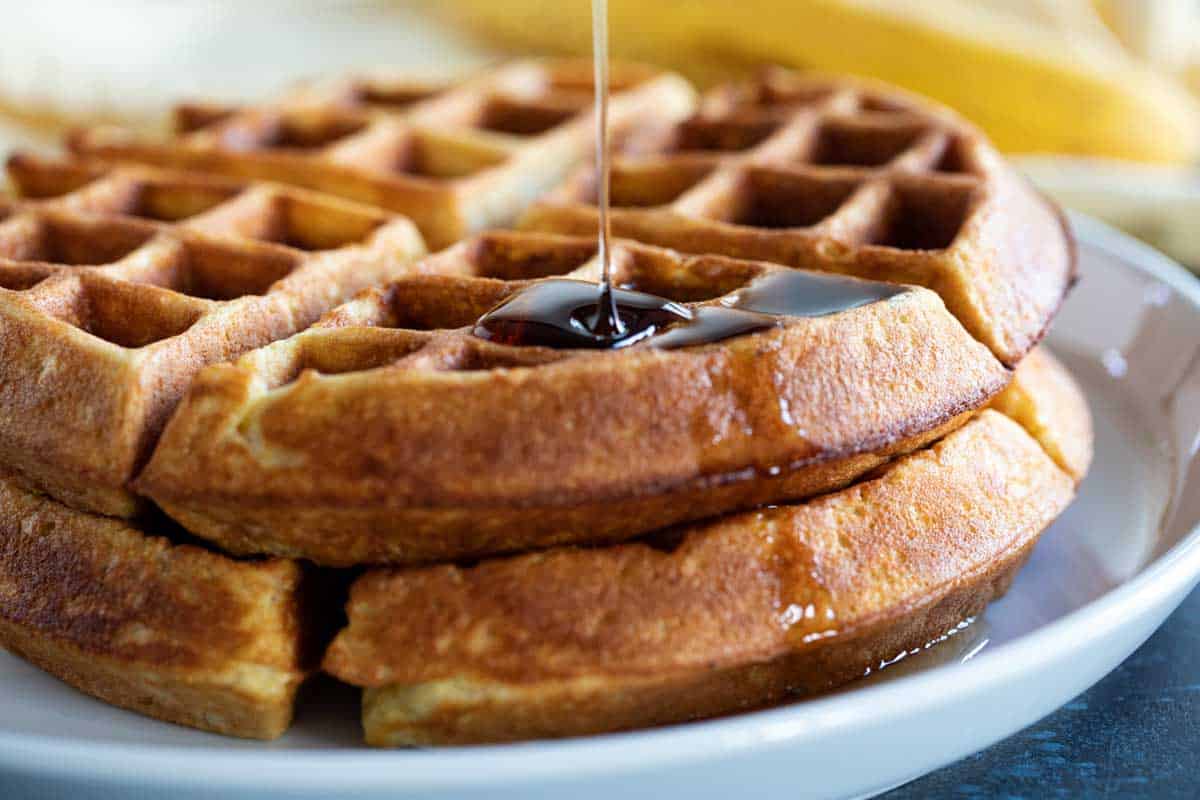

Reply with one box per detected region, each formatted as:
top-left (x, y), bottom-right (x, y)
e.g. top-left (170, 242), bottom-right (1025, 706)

top-left (1, 0), bottom-right (1198, 267)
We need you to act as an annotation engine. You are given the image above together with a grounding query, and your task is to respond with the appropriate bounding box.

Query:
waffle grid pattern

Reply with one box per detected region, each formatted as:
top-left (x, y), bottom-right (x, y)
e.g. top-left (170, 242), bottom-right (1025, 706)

top-left (246, 231), bottom-right (815, 382)
top-left (0, 157), bottom-right (426, 515)
top-left (68, 61), bottom-right (697, 248)
top-left (522, 68), bottom-right (1074, 365)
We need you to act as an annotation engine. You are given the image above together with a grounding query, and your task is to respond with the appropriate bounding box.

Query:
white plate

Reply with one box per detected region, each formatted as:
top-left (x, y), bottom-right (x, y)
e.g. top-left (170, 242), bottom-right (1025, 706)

top-left (1, 214), bottom-right (1198, 800)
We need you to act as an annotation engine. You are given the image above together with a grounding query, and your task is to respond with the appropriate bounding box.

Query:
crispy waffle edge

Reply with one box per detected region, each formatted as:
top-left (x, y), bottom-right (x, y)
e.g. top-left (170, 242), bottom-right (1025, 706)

top-left (323, 348), bottom-right (1092, 745)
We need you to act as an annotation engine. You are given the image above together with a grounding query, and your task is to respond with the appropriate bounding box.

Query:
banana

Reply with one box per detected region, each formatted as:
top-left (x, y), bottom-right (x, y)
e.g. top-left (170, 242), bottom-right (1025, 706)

top-left (431, 0), bottom-right (1200, 163)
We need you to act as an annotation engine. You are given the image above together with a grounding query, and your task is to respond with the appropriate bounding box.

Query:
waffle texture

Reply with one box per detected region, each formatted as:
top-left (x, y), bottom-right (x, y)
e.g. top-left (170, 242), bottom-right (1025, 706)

top-left (522, 68), bottom-right (1075, 366)
top-left (0, 478), bottom-right (314, 739)
top-left (67, 60), bottom-right (697, 248)
top-left (0, 157), bottom-right (426, 516)
top-left (0, 61), bottom-right (1090, 744)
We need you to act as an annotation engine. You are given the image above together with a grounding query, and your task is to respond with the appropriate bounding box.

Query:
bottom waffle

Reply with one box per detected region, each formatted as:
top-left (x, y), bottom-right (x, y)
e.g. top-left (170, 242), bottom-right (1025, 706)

top-left (0, 481), bottom-right (317, 740)
top-left (324, 348), bottom-right (1091, 746)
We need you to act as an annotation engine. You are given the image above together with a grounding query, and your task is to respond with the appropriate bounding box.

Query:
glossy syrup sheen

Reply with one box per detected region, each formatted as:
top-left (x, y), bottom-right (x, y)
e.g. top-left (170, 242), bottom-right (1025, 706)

top-left (472, 271), bottom-right (907, 350)
top-left (590, 0), bottom-right (621, 336)
top-left (473, 0), bottom-right (906, 351)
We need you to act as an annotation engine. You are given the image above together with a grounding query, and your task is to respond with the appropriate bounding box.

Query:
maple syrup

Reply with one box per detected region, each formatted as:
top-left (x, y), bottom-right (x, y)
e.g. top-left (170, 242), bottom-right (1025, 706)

top-left (590, 0), bottom-right (621, 337)
top-left (471, 0), bottom-right (906, 350)
top-left (473, 270), bottom-right (906, 350)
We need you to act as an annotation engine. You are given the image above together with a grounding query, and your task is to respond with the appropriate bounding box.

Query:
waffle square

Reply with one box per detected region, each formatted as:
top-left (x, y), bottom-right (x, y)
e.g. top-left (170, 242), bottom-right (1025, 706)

top-left (0, 157), bottom-right (426, 515)
top-left (67, 60), bottom-right (697, 248)
top-left (521, 68), bottom-right (1075, 366)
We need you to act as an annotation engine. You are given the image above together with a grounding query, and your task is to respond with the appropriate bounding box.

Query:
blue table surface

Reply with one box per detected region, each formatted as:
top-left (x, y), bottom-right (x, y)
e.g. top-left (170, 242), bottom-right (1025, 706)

top-left (885, 583), bottom-right (1200, 799)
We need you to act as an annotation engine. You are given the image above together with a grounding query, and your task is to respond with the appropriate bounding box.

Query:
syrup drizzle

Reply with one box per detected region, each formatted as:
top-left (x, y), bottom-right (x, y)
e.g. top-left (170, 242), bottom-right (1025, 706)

top-left (471, 0), bottom-right (906, 351)
top-left (473, 271), bottom-right (906, 350)
top-left (591, 0), bottom-right (622, 338)
top-left (473, 279), bottom-right (689, 349)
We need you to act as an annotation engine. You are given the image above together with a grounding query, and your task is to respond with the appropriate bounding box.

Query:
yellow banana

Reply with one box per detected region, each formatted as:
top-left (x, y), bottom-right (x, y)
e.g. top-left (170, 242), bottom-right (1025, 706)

top-left (431, 0), bottom-right (1200, 163)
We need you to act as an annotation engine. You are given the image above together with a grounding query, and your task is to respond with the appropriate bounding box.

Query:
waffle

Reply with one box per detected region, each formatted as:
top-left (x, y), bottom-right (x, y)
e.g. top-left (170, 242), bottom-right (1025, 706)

top-left (0, 155), bottom-right (426, 516)
top-left (324, 349), bottom-right (1092, 745)
top-left (136, 232), bottom-right (1008, 566)
top-left (0, 477), bottom-right (315, 739)
top-left (0, 62), bottom-right (1090, 745)
top-left (66, 61), bottom-right (697, 248)
top-left (521, 68), bottom-right (1075, 366)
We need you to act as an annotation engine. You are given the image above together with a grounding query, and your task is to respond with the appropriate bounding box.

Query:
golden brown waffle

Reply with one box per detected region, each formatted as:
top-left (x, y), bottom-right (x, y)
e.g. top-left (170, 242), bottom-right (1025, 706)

top-left (136, 232), bottom-right (1008, 566)
top-left (0, 476), bottom-right (314, 739)
top-left (324, 349), bottom-right (1092, 745)
top-left (989, 346), bottom-right (1093, 482)
top-left (521, 68), bottom-right (1075, 366)
top-left (0, 63), bottom-right (1089, 745)
top-left (0, 156), bottom-right (426, 516)
top-left (66, 61), bottom-right (697, 249)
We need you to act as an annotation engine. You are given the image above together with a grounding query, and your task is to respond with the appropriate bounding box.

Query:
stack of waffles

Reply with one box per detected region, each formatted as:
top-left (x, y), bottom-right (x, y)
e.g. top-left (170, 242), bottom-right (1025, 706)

top-left (0, 61), bottom-right (1090, 745)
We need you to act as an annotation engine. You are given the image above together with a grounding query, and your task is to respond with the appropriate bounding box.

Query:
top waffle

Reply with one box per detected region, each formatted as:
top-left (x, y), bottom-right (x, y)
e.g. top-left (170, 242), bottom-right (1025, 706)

top-left (522, 68), bottom-right (1075, 366)
top-left (67, 60), bottom-right (697, 249)
top-left (0, 61), bottom-right (1074, 563)
top-left (135, 231), bottom-right (1007, 565)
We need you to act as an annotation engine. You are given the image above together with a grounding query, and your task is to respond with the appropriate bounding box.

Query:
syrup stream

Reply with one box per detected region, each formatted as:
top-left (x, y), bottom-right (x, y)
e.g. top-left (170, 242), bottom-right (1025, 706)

top-left (591, 0), bottom-right (622, 337)
top-left (471, 2), bottom-right (908, 351)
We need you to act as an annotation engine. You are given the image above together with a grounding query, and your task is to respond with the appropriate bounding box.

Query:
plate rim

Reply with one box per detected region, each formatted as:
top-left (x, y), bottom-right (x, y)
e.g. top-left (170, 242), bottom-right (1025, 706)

top-left (2, 213), bottom-right (1199, 791)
